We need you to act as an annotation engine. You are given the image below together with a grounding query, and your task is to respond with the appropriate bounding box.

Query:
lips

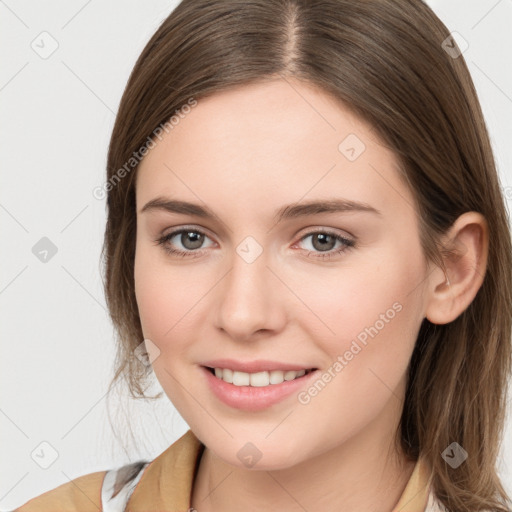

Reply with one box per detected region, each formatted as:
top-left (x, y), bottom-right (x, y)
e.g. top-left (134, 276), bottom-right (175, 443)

top-left (199, 359), bottom-right (319, 411)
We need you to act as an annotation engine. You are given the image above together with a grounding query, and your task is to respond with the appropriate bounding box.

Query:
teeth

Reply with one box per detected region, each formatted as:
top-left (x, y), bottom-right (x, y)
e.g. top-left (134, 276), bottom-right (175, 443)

top-left (232, 371), bottom-right (250, 386)
top-left (250, 371), bottom-right (269, 387)
top-left (284, 370), bottom-right (298, 381)
top-left (269, 370), bottom-right (284, 384)
top-left (212, 368), bottom-right (309, 386)
top-left (223, 368), bottom-right (233, 384)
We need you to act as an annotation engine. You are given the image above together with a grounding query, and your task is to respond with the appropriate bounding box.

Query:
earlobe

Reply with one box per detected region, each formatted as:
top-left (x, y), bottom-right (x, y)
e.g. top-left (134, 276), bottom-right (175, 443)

top-left (425, 212), bottom-right (489, 325)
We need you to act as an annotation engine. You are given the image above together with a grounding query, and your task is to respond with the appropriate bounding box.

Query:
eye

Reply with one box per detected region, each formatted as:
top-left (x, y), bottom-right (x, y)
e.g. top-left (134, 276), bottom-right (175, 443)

top-left (294, 230), bottom-right (355, 260)
top-left (154, 227), bottom-right (214, 258)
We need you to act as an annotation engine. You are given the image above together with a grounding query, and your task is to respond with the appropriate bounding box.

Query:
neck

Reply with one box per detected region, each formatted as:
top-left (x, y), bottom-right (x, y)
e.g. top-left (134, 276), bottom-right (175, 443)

top-left (191, 393), bottom-right (416, 512)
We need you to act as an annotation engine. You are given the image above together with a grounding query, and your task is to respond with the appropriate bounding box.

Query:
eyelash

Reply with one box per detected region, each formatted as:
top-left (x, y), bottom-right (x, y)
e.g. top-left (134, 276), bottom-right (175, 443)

top-left (154, 227), bottom-right (355, 261)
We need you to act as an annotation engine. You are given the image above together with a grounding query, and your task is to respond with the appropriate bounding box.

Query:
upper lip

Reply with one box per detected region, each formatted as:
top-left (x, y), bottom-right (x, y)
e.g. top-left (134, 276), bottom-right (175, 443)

top-left (201, 359), bottom-right (317, 373)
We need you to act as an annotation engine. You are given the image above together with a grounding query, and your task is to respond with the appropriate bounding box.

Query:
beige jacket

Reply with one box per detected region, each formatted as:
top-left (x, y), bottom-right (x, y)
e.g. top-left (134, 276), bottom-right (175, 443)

top-left (15, 429), bottom-right (448, 511)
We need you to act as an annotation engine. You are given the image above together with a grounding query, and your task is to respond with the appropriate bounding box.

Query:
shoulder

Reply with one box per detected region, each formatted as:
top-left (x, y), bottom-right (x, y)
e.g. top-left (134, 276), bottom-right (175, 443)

top-left (13, 461), bottom-right (151, 512)
top-left (13, 470), bottom-right (108, 512)
top-left (13, 430), bottom-right (202, 512)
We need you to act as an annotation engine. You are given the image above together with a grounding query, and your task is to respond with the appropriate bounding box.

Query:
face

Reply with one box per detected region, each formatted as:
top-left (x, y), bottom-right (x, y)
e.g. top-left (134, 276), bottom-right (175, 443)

top-left (134, 77), bottom-right (430, 470)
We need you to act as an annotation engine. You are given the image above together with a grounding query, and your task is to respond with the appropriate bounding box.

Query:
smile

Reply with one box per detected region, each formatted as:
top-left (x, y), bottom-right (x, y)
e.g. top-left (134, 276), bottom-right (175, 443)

top-left (201, 365), bottom-right (319, 411)
top-left (208, 367), bottom-right (315, 386)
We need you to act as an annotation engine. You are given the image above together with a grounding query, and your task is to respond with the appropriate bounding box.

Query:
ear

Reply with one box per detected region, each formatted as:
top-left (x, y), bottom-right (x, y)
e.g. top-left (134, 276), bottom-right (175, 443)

top-left (424, 211), bottom-right (489, 325)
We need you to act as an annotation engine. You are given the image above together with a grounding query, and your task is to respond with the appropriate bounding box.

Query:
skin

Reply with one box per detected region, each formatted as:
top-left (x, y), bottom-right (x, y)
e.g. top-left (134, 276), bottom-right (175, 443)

top-left (133, 77), bottom-right (488, 512)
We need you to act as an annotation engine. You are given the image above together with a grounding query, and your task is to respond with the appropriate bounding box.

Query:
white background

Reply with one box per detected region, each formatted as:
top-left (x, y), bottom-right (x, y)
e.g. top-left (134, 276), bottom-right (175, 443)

top-left (1, 0), bottom-right (511, 509)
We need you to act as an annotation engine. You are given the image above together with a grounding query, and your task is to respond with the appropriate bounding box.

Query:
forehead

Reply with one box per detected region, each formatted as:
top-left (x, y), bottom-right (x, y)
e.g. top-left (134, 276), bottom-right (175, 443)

top-left (135, 78), bottom-right (415, 222)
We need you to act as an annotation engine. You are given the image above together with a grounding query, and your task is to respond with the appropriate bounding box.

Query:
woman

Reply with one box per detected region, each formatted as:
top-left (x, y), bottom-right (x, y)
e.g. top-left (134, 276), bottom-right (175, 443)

top-left (15, 0), bottom-right (512, 511)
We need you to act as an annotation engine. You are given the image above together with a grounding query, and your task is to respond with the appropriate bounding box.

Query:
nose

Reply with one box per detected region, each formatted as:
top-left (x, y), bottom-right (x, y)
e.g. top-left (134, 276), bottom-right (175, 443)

top-left (214, 245), bottom-right (287, 342)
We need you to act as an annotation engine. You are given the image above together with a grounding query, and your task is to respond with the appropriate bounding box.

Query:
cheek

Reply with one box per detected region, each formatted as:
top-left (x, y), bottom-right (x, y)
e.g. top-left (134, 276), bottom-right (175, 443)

top-left (134, 248), bottom-right (188, 349)
top-left (289, 301), bottom-right (421, 454)
top-left (134, 246), bottom-right (217, 362)
top-left (294, 242), bottom-right (425, 418)
top-left (292, 245), bottom-right (423, 344)
top-left (133, 248), bottom-right (214, 420)
top-left (293, 239), bottom-right (425, 382)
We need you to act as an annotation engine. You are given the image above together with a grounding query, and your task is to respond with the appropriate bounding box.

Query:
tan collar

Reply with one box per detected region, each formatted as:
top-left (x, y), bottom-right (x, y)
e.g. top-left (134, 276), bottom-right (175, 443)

top-left (394, 452), bottom-right (433, 511)
top-left (128, 430), bottom-right (432, 511)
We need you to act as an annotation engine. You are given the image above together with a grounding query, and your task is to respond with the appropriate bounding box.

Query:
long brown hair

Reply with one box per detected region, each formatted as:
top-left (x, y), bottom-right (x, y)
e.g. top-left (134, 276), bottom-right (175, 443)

top-left (101, 1), bottom-right (512, 509)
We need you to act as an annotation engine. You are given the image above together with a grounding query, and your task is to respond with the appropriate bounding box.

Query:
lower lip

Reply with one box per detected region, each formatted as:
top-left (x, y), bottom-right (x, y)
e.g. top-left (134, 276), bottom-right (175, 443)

top-left (201, 366), bottom-right (318, 411)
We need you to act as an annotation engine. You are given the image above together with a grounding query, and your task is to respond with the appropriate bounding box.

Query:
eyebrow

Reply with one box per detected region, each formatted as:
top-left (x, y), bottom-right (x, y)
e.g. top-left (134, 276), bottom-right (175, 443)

top-left (140, 197), bottom-right (382, 222)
